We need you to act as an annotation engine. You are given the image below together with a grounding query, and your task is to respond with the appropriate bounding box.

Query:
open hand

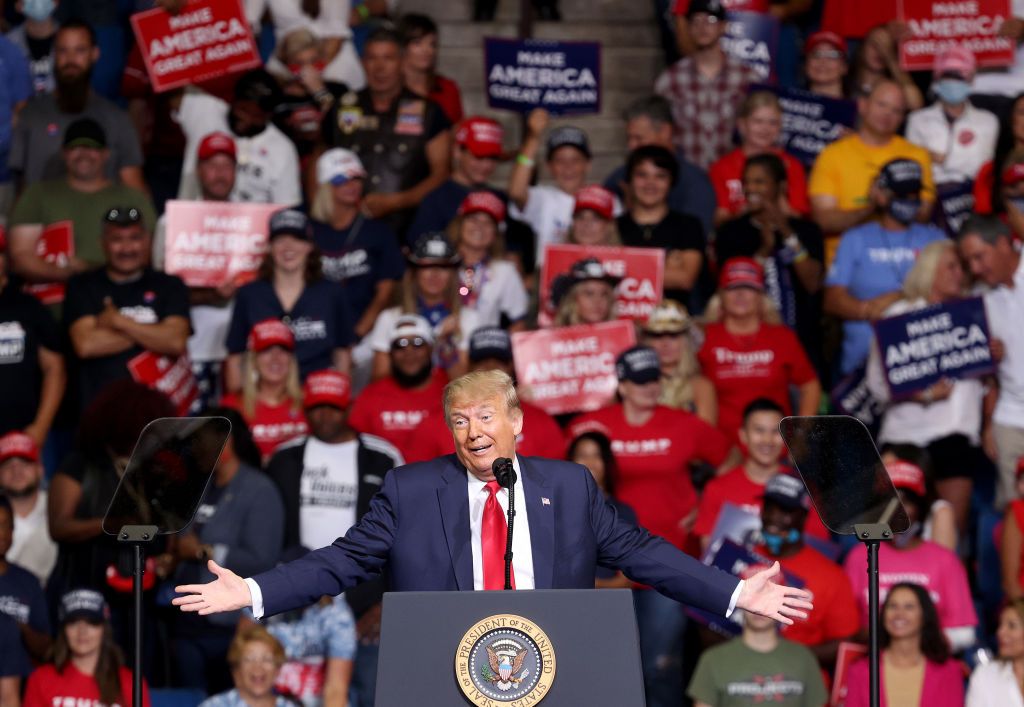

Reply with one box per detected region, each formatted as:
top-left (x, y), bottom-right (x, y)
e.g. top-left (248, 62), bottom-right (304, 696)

top-left (172, 560), bottom-right (252, 615)
top-left (736, 561), bottom-right (813, 625)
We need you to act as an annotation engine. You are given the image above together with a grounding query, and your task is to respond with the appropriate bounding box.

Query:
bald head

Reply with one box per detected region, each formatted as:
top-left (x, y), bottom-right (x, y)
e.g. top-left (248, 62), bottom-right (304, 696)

top-left (859, 80), bottom-right (906, 139)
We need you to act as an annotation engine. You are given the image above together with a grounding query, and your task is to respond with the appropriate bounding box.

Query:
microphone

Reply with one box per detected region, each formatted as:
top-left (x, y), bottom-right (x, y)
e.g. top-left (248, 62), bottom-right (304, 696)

top-left (492, 457), bottom-right (516, 590)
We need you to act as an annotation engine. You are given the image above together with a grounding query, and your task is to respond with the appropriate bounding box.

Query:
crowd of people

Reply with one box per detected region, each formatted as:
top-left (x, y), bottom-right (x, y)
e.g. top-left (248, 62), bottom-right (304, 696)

top-left (1, 0), bottom-right (1024, 706)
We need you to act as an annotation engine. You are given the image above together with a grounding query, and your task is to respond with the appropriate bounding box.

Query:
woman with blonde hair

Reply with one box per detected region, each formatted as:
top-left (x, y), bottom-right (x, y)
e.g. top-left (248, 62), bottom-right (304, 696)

top-left (698, 258), bottom-right (820, 446)
top-left (552, 258), bottom-right (619, 327)
top-left (222, 319), bottom-right (307, 463)
top-left (446, 191), bottom-right (529, 330)
top-left (967, 599), bottom-right (1024, 705)
top-left (640, 300), bottom-right (716, 424)
top-left (709, 90), bottom-right (810, 225)
top-left (366, 232), bottom-right (481, 380)
top-left (866, 238), bottom-right (989, 535)
top-left (567, 185), bottom-right (620, 246)
top-left (200, 625), bottom-right (292, 707)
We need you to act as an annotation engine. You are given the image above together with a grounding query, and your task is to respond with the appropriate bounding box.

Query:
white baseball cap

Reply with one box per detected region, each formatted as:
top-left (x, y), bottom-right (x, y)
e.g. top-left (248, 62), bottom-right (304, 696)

top-left (317, 148), bottom-right (367, 185)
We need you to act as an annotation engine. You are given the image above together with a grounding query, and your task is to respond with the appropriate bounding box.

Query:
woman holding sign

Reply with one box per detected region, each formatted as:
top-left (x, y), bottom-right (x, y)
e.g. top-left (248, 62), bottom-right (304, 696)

top-left (865, 239), bottom-right (989, 535)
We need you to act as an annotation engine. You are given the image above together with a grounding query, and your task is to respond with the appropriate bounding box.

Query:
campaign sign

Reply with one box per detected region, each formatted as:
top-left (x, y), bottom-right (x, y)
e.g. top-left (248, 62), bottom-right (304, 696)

top-left (756, 84), bottom-right (857, 168)
top-left (512, 320), bottom-right (636, 416)
top-left (130, 0), bottom-right (261, 93)
top-left (898, 0), bottom-right (1014, 71)
top-left (539, 244), bottom-right (664, 326)
top-left (933, 180), bottom-right (975, 237)
top-left (23, 221), bottom-right (74, 305)
top-left (831, 642), bottom-right (868, 706)
top-left (830, 364), bottom-right (886, 440)
top-left (873, 297), bottom-right (995, 398)
top-left (164, 200), bottom-right (281, 288)
top-left (484, 37), bottom-right (601, 116)
top-left (687, 540), bottom-right (804, 637)
top-left (722, 11), bottom-right (780, 83)
top-left (127, 351), bottom-right (199, 416)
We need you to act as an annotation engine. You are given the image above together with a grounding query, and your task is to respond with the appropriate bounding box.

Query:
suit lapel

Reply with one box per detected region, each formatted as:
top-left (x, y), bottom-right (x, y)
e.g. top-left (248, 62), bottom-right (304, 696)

top-left (438, 457), bottom-right (474, 591)
top-left (521, 458), bottom-right (554, 590)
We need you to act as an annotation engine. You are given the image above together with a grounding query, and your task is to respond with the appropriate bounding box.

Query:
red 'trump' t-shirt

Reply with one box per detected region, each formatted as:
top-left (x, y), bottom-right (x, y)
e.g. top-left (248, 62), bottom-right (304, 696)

top-left (23, 664), bottom-right (151, 707)
top-left (347, 370), bottom-right (449, 462)
top-left (221, 393), bottom-right (308, 461)
top-left (709, 148), bottom-right (810, 217)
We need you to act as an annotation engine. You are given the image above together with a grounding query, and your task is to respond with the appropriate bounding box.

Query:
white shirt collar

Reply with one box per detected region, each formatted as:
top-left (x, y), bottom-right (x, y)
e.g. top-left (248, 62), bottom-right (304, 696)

top-left (465, 455), bottom-right (522, 494)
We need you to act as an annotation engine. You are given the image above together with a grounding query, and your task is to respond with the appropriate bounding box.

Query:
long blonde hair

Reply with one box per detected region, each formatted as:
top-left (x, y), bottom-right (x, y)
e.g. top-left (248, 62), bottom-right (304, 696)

top-left (446, 213), bottom-right (506, 261)
top-left (310, 182), bottom-right (335, 223)
top-left (902, 239), bottom-right (956, 300)
top-left (554, 281), bottom-right (616, 326)
top-left (702, 292), bottom-right (782, 325)
top-left (240, 349), bottom-right (303, 419)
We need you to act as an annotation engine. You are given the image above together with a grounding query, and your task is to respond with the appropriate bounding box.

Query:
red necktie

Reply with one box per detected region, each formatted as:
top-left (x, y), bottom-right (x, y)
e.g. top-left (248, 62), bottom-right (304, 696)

top-left (482, 480), bottom-right (515, 590)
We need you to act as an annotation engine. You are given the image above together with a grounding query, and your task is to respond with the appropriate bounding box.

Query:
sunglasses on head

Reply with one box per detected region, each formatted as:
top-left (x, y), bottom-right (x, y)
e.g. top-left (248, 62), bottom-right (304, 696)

top-left (643, 329), bottom-right (687, 339)
top-left (104, 207), bottom-right (142, 225)
top-left (392, 336), bottom-right (428, 350)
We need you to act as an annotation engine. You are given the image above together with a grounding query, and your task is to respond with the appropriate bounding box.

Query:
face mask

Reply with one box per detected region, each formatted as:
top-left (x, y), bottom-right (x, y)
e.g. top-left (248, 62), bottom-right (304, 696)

top-left (933, 78), bottom-right (971, 105)
top-left (1007, 196), bottom-right (1024, 213)
top-left (22, 0), bottom-right (54, 21)
top-left (888, 197), bottom-right (921, 225)
top-left (893, 521), bottom-right (921, 548)
top-left (762, 528), bottom-right (801, 555)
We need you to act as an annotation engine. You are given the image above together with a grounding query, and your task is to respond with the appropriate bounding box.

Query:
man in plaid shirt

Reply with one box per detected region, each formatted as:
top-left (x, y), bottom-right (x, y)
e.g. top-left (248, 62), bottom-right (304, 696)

top-left (653, 0), bottom-right (757, 170)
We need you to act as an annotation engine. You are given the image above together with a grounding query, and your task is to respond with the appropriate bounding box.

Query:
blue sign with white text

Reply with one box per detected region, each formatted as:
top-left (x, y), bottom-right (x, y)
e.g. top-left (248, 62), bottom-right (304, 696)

top-left (873, 297), bottom-right (995, 399)
top-left (723, 11), bottom-right (779, 83)
top-left (484, 37), bottom-right (601, 116)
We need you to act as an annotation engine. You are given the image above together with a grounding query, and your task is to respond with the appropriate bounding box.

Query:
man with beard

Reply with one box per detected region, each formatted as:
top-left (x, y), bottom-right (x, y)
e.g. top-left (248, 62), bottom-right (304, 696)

top-left (8, 19), bottom-right (144, 191)
top-left (323, 28), bottom-right (451, 236)
top-left (64, 205), bottom-right (190, 408)
top-left (153, 132), bottom-right (239, 410)
top-left (8, 118), bottom-right (156, 293)
top-left (266, 370), bottom-right (403, 707)
top-left (347, 314), bottom-right (448, 461)
top-left (174, 68), bottom-right (301, 206)
top-left (0, 432), bottom-right (56, 586)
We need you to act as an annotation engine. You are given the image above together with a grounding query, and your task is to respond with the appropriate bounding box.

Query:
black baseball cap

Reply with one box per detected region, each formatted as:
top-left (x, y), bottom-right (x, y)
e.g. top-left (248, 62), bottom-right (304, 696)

top-left (63, 118), bottom-right (106, 149)
top-left (547, 126), bottom-right (591, 160)
top-left (234, 69), bottom-right (284, 112)
top-left (408, 232), bottom-right (460, 266)
top-left (615, 345), bottom-right (661, 384)
top-left (104, 206), bottom-right (143, 226)
top-left (761, 473), bottom-right (811, 512)
top-left (686, 0), bottom-right (727, 20)
top-left (268, 208), bottom-right (312, 241)
top-left (877, 158), bottom-right (924, 196)
top-left (469, 327), bottom-right (513, 363)
top-left (59, 589), bottom-right (109, 625)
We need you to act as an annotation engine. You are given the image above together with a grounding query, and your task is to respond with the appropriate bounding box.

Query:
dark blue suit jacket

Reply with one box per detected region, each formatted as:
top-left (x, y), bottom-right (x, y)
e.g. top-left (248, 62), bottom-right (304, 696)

top-left (253, 455), bottom-right (741, 618)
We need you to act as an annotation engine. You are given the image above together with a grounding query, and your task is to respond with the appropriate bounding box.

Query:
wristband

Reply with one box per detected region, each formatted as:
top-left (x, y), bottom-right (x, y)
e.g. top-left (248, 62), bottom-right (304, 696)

top-left (356, 4), bottom-right (370, 20)
top-left (516, 153), bottom-right (535, 167)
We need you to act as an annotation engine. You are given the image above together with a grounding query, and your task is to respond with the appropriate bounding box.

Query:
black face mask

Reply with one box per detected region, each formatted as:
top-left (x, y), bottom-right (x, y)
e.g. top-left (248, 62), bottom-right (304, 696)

top-left (393, 360), bottom-right (433, 389)
top-left (228, 108), bottom-right (267, 139)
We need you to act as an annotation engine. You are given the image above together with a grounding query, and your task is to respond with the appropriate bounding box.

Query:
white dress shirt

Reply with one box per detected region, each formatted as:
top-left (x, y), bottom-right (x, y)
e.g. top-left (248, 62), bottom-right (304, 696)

top-left (985, 254), bottom-right (1024, 428)
top-left (467, 455), bottom-right (535, 590)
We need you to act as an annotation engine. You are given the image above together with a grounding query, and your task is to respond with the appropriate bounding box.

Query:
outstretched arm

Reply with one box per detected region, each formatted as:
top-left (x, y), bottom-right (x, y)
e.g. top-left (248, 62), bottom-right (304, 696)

top-left (173, 560), bottom-right (253, 615)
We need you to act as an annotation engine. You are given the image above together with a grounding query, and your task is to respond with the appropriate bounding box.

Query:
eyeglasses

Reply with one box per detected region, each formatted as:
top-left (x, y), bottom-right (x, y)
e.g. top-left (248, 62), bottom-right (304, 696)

top-left (391, 337), bottom-right (427, 350)
top-left (104, 207), bottom-right (142, 225)
top-left (643, 330), bottom-right (687, 339)
top-left (690, 13), bottom-right (721, 26)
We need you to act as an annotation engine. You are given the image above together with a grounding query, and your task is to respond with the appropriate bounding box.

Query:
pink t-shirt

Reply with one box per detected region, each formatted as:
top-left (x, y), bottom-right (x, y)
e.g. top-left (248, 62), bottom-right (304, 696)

top-left (843, 540), bottom-right (977, 630)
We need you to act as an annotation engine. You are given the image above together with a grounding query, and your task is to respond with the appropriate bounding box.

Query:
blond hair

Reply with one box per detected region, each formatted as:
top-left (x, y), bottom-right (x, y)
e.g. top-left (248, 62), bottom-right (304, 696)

top-left (446, 212), bottom-right (506, 261)
top-left (702, 292), bottom-right (782, 325)
top-left (240, 349), bottom-right (303, 419)
top-left (902, 239), bottom-right (956, 300)
top-left (566, 219), bottom-right (622, 246)
top-left (227, 624), bottom-right (285, 669)
top-left (442, 370), bottom-right (522, 427)
top-left (310, 182), bottom-right (334, 223)
top-left (740, 90), bottom-right (782, 119)
top-left (554, 281), bottom-right (616, 326)
top-left (278, 27), bottom-right (320, 64)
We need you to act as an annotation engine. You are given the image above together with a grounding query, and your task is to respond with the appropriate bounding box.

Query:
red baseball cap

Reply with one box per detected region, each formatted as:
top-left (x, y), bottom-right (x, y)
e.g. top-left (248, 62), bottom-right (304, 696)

top-left (197, 132), bottom-right (236, 162)
top-left (573, 185), bottom-right (615, 220)
top-left (886, 459), bottom-right (927, 497)
top-left (719, 257), bottom-right (765, 291)
top-left (303, 370), bottom-right (351, 410)
top-left (458, 191), bottom-right (506, 223)
top-left (0, 432), bottom-right (39, 464)
top-left (806, 30), bottom-right (848, 56)
top-left (0, 225), bottom-right (6, 252)
top-left (247, 319), bottom-right (294, 353)
top-left (1003, 163), bottom-right (1024, 186)
top-left (455, 117), bottom-right (504, 159)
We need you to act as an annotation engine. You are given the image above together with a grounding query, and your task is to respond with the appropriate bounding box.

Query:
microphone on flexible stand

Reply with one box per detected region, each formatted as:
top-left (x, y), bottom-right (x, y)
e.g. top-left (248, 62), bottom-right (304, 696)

top-left (493, 457), bottom-right (517, 591)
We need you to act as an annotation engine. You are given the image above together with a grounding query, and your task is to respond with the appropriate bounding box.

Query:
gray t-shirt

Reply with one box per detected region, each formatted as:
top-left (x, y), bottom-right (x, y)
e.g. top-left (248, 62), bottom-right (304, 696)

top-left (8, 91), bottom-right (143, 184)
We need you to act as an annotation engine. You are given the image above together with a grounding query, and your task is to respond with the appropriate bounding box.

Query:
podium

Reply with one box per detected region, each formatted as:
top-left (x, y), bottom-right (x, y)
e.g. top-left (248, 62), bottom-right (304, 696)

top-left (375, 589), bottom-right (646, 706)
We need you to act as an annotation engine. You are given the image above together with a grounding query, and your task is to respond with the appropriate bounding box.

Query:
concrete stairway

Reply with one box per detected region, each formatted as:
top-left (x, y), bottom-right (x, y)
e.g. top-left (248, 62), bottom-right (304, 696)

top-left (400, 0), bottom-right (667, 183)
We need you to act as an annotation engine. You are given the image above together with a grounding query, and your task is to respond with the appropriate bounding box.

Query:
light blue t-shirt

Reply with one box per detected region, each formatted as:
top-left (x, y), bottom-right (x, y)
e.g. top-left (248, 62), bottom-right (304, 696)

top-left (826, 221), bottom-right (947, 374)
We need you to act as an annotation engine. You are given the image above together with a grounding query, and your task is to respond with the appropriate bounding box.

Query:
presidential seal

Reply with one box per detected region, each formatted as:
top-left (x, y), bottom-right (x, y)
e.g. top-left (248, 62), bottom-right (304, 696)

top-left (455, 613), bottom-right (556, 706)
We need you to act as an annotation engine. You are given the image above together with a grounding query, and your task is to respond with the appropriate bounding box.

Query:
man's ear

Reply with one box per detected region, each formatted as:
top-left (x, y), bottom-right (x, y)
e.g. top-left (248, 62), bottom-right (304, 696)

top-left (511, 408), bottom-right (524, 437)
top-left (91, 45), bottom-right (101, 64)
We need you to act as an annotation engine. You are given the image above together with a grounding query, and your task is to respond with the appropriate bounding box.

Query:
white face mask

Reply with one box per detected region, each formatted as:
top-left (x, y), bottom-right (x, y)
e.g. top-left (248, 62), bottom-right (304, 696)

top-left (22, 0), bottom-right (55, 21)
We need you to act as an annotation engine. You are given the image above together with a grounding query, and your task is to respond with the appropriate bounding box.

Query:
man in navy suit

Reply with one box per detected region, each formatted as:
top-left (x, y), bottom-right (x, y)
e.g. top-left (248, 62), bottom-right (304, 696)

top-left (174, 370), bottom-right (812, 624)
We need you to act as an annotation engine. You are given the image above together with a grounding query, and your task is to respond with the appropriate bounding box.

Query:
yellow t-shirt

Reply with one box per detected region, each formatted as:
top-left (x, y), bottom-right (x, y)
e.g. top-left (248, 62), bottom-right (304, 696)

top-left (808, 133), bottom-right (936, 211)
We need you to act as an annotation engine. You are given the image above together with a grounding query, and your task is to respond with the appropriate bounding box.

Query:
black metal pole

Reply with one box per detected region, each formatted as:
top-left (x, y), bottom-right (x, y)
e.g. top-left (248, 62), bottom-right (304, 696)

top-left (867, 539), bottom-right (880, 707)
top-left (133, 543), bottom-right (144, 707)
top-left (504, 487), bottom-right (516, 591)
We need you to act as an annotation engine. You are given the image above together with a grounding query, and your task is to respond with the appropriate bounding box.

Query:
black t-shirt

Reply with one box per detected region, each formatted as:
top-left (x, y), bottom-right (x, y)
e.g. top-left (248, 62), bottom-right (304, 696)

top-left (616, 210), bottom-right (706, 305)
top-left (0, 285), bottom-right (62, 433)
top-left (63, 267), bottom-right (191, 408)
top-left (714, 213), bottom-right (826, 370)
